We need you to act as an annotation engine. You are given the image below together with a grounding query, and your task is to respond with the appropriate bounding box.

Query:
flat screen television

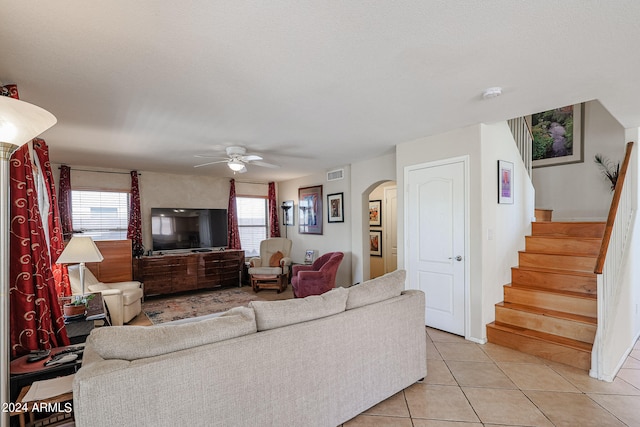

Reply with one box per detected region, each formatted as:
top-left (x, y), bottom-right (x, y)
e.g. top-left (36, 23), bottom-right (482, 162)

top-left (151, 208), bottom-right (228, 251)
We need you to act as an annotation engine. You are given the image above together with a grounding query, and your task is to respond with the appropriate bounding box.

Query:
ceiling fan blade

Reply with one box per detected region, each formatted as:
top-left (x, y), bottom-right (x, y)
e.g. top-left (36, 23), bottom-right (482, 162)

top-left (194, 154), bottom-right (228, 160)
top-left (193, 160), bottom-right (228, 168)
top-left (251, 160), bottom-right (280, 168)
top-left (240, 154), bottom-right (263, 162)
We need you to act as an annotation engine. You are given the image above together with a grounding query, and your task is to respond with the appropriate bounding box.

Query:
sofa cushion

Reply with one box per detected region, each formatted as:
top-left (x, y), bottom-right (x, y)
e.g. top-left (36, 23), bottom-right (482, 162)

top-left (249, 287), bottom-right (348, 331)
top-left (269, 251), bottom-right (284, 267)
top-left (87, 306), bottom-right (256, 361)
top-left (346, 269), bottom-right (406, 310)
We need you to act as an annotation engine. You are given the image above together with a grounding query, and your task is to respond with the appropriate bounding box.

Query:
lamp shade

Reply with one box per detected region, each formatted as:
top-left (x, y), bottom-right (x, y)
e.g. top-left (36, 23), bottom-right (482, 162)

top-left (0, 95), bottom-right (57, 146)
top-left (57, 236), bottom-right (104, 264)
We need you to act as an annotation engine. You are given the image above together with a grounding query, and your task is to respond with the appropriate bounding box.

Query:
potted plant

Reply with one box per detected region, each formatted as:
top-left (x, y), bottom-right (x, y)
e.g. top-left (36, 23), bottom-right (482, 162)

top-left (63, 294), bottom-right (95, 317)
top-left (594, 154), bottom-right (620, 192)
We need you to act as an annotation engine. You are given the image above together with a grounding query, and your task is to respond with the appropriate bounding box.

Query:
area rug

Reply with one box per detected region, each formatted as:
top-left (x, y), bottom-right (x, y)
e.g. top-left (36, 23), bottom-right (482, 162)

top-left (142, 288), bottom-right (265, 325)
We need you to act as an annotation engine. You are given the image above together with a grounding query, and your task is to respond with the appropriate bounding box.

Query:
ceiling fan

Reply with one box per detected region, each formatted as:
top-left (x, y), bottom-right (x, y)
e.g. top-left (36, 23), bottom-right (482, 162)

top-left (193, 146), bottom-right (280, 173)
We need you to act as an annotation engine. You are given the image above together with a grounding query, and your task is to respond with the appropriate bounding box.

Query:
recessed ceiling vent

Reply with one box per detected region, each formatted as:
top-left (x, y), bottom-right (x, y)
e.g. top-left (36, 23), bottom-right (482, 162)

top-left (327, 168), bottom-right (344, 181)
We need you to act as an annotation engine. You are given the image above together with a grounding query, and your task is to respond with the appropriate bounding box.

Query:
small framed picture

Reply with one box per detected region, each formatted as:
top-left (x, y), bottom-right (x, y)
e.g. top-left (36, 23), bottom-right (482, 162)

top-left (369, 200), bottom-right (382, 226)
top-left (327, 192), bottom-right (344, 223)
top-left (498, 160), bottom-right (514, 204)
top-left (281, 200), bottom-right (294, 226)
top-left (370, 230), bottom-right (382, 257)
top-left (304, 249), bottom-right (317, 264)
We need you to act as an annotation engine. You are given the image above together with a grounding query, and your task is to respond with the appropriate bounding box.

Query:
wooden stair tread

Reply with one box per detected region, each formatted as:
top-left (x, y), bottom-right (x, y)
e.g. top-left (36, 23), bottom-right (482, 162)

top-left (513, 265), bottom-right (596, 277)
top-left (505, 284), bottom-right (597, 300)
top-left (488, 322), bottom-right (593, 352)
top-left (497, 301), bottom-right (597, 325)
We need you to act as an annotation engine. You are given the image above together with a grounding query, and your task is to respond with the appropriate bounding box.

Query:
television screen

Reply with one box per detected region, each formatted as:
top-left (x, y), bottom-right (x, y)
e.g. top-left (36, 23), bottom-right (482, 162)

top-left (151, 208), bottom-right (228, 251)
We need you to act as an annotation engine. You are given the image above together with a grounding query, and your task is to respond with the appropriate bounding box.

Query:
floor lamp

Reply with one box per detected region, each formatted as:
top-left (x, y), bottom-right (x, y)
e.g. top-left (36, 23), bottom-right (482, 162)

top-left (0, 95), bottom-right (56, 422)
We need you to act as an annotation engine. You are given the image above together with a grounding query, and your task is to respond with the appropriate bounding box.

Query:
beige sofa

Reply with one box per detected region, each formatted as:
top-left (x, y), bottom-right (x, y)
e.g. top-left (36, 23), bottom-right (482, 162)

top-left (73, 270), bottom-right (426, 427)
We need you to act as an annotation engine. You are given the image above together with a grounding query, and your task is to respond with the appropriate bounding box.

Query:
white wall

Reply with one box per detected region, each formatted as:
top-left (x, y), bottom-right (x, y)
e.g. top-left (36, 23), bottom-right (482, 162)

top-left (480, 122), bottom-right (535, 331)
top-left (533, 100), bottom-right (627, 220)
top-left (396, 123), bottom-right (534, 342)
top-left (277, 167), bottom-right (353, 286)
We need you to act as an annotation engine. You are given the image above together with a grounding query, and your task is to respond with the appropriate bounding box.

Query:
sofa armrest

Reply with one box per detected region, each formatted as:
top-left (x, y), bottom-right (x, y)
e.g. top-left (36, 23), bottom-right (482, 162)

top-left (249, 257), bottom-right (262, 268)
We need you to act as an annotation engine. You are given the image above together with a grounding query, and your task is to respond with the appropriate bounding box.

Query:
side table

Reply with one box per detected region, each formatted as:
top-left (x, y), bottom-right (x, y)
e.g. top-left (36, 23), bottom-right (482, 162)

top-left (10, 344), bottom-right (84, 402)
top-left (10, 383), bottom-right (74, 427)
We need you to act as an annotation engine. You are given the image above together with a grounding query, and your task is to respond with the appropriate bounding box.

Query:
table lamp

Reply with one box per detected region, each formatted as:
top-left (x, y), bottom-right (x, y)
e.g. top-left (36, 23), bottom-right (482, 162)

top-left (56, 236), bottom-right (104, 297)
top-left (1, 93), bottom-right (57, 426)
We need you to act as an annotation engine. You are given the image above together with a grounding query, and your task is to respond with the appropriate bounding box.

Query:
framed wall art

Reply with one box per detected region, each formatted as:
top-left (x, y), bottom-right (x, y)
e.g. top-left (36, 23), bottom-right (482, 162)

top-left (327, 192), bottom-right (344, 223)
top-left (298, 185), bottom-right (323, 234)
top-left (498, 160), bottom-right (514, 204)
top-left (530, 103), bottom-right (584, 168)
top-left (370, 230), bottom-right (382, 256)
top-left (369, 200), bottom-right (381, 226)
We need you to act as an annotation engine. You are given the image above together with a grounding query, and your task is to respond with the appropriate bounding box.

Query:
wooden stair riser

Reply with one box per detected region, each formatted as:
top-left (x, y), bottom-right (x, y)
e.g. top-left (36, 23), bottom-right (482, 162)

top-left (518, 251), bottom-right (596, 273)
top-left (486, 323), bottom-right (591, 370)
top-left (504, 285), bottom-right (597, 318)
top-left (532, 222), bottom-right (606, 238)
top-left (494, 304), bottom-right (596, 344)
top-left (511, 268), bottom-right (596, 295)
top-left (525, 236), bottom-right (601, 256)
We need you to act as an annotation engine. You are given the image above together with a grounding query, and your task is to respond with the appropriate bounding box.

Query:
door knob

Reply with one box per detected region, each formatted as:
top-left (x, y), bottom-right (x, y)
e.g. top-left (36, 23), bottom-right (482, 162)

top-left (448, 255), bottom-right (463, 261)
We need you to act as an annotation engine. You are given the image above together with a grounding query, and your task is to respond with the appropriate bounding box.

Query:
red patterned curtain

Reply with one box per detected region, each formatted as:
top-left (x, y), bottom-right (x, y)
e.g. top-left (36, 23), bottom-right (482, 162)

top-left (227, 179), bottom-right (241, 249)
top-left (127, 171), bottom-right (144, 257)
top-left (58, 165), bottom-right (73, 240)
top-left (10, 139), bottom-right (70, 357)
top-left (268, 182), bottom-right (280, 237)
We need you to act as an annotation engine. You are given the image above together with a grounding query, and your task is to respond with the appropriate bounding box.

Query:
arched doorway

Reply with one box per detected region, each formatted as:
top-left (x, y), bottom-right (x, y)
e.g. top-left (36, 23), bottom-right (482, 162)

top-left (368, 181), bottom-right (397, 279)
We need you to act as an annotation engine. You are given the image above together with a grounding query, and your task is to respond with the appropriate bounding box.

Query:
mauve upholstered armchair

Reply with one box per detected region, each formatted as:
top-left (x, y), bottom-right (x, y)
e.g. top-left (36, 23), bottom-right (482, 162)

top-left (291, 251), bottom-right (344, 298)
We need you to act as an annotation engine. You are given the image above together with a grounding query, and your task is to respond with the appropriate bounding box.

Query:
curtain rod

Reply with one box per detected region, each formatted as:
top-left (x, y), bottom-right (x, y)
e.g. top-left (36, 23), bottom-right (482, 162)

top-left (234, 180), bottom-right (269, 185)
top-left (59, 167), bottom-right (140, 176)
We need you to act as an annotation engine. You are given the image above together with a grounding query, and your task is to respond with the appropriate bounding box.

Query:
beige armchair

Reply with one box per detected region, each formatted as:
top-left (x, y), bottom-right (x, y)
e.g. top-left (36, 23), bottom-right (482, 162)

top-left (68, 264), bottom-right (143, 326)
top-left (247, 238), bottom-right (293, 276)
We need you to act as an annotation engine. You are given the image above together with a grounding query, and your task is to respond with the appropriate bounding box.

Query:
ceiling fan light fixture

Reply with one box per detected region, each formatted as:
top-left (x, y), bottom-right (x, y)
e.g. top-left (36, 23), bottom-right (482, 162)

top-left (228, 159), bottom-right (245, 172)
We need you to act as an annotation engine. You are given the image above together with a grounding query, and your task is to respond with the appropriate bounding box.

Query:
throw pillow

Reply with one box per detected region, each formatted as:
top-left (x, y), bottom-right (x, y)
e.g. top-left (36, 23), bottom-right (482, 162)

top-left (269, 251), bottom-right (284, 267)
top-left (346, 269), bottom-right (406, 310)
top-left (250, 287), bottom-right (348, 331)
top-left (88, 306), bottom-right (257, 360)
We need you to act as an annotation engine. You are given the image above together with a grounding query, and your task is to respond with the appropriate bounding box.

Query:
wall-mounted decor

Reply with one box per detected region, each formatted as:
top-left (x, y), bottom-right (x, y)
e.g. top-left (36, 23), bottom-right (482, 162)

top-left (498, 160), bottom-right (514, 204)
top-left (327, 192), bottom-right (344, 223)
top-left (369, 200), bottom-right (382, 226)
top-left (530, 103), bottom-right (584, 168)
top-left (281, 200), bottom-right (294, 225)
top-left (299, 185), bottom-right (323, 234)
top-left (370, 230), bottom-right (382, 256)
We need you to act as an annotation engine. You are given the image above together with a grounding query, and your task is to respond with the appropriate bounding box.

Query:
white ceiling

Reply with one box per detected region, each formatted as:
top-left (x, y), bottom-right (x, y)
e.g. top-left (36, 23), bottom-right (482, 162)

top-left (2, 1), bottom-right (640, 181)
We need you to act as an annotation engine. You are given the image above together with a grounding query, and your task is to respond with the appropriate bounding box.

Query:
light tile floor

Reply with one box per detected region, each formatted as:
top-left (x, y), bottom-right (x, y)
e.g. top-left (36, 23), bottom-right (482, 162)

top-left (343, 328), bottom-right (640, 427)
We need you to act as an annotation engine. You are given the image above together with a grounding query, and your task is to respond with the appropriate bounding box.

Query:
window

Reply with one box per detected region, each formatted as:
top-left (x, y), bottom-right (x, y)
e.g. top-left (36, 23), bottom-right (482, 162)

top-left (236, 197), bottom-right (267, 257)
top-left (71, 190), bottom-right (129, 240)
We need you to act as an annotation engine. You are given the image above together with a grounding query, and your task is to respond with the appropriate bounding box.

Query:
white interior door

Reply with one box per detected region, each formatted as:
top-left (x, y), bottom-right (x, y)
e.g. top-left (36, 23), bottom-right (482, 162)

top-left (384, 186), bottom-right (397, 273)
top-left (406, 158), bottom-right (466, 336)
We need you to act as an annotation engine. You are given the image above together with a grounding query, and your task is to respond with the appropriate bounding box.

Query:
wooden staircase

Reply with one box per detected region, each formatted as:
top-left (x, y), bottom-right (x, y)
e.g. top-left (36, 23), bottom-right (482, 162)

top-left (486, 220), bottom-right (606, 370)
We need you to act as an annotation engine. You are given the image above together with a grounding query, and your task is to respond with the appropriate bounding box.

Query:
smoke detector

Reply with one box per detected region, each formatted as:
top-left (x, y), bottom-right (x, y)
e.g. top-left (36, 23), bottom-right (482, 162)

top-left (482, 87), bottom-right (502, 99)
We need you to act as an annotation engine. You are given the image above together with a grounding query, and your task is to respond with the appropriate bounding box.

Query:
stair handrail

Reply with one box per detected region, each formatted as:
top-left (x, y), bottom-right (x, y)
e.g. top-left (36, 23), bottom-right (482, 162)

top-left (594, 141), bottom-right (634, 274)
top-left (507, 117), bottom-right (533, 176)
